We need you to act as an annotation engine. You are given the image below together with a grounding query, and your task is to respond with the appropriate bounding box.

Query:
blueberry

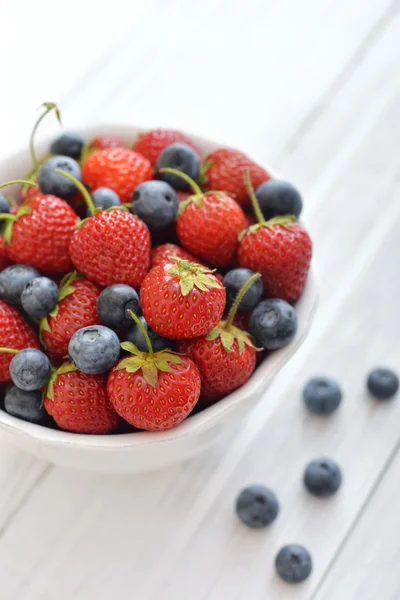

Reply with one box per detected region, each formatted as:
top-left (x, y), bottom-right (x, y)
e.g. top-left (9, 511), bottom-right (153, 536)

top-left (157, 143), bottom-right (200, 189)
top-left (303, 377), bottom-right (342, 415)
top-left (249, 299), bottom-right (297, 350)
top-left (130, 181), bottom-right (179, 231)
top-left (10, 348), bottom-right (52, 391)
top-left (256, 180), bottom-right (303, 220)
top-left (68, 325), bottom-right (120, 374)
top-left (21, 276), bottom-right (59, 318)
top-left (367, 368), bottom-right (399, 400)
top-left (97, 284), bottom-right (140, 330)
top-left (235, 485), bottom-right (279, 528)
top-left (275, 545), bottom-right (312, 584)
top-left (89, 187), bottom-right (121, 216)
top-left (37, 156), bottom-right (82, 200)
top-left (50, 132), bottom-right (84, 160)
top-left (223, 268), bottom-right (263, 312)
top-left (125, 316), bottom-right (174, 353)
top-left (0, 194), bottom-right (11, 213)
top-left (0, 264), bottom-right (40, 307)
top-left (304, 458), bottom-right (342, 497)
top-left (4, 386), bottom-right (46, 423)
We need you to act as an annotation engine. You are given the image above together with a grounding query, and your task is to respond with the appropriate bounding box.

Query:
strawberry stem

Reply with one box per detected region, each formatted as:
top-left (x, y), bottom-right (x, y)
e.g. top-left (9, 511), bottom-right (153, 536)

top-left (0, 180), bottom-right (38, 190)
top-left (244, 168), bottom-right (264, 225)
top-left (159, 168), bottom-right (202, 195)
top-left (0, 347), bottom-right (19, 355)
top-left (225, 273), bottom-right (261, 328)
top-left (30, 102), bottom-right (61, 171)
top-left (55, 169), bottom-right (96, 216)
top-left (128, 310), bottom-right (153, 358)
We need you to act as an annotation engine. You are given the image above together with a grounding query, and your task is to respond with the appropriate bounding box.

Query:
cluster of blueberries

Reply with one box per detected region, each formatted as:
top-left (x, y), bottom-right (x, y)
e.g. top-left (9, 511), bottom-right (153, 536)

top-left (235, 369), bottom-right (399, 584)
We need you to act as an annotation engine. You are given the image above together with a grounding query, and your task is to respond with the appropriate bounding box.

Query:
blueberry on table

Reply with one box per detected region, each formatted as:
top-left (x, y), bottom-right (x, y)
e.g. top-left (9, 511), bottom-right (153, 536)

top-left (68, 325), bottom-right (120, 374)
top-left (37, 155), bottom-right (82, 200)
top-left (367, 368), bottom-right (399, 400)
top-left (97, 284), bottom-right (141, 330)
top-left (303, 376), bottom-right (342, 415)
top-left (10, 348), bottom-right (52, 391)
top-left (157, 143), bottom-right (200, 189)
top-left (0, 194), bottom-right (11, 213)
top-left (304, 458), bottom-right (342, 497)
top-left (236, 485), bottom-right (279, 528)
top-left (50, 132), bottom-right (84, 160)
top-left (21, 276), bottom-right (59, 318)
top-left (90, 187), bottom-right (121, 215)
top-left (249, 298), bottom-right (297, 350)
top-left (4, 386), bottom-right (46, 423)
top-left (223, 268), bottom-right (263, 312)
top-left (125, 316), bottom-right (174, 353)
top-left (130, 181), bottom-right (179, 231)
top-left (0, 264), bottom-right (40, 307)
top-left (275, 544), bottom-right (312, 584)
top-left (256, 180), bottom-right (303, 220)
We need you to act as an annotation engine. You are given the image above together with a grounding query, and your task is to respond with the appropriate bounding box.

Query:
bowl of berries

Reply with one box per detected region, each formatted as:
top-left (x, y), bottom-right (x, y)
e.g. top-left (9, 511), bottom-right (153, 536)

top-left (0, 104), bottom-right (316, 473)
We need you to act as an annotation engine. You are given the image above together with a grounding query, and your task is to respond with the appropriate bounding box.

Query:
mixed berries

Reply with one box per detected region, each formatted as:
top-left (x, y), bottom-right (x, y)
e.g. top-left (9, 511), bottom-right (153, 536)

top-left (0, 103), bottom-right (312, 436)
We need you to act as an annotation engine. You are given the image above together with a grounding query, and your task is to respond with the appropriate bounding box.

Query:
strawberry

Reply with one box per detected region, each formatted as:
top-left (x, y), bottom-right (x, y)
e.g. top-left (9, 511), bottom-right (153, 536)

top-left (89, 135), bottom-right (130, 151)
top-left (0, 237), bottom-right (11, 271)
top-left (82, 148), bottom-right (153, 202)
top-left (178, 274), bottom-right (260, 403)
top-left (140, 258), bottom-right (225, 339)
top-left (200, 148), bottom-right (270, 208)
top-left (107, 314), bottom-right (201, 430)
top-left (44, 362), bottom-right (120, 434)
top-left (150, 243), bottom-right (205, 269)
top-left (0, 182), bottom-right (78, 275)
top-left (0, 299), bottom-right (41, 382)
top-left (160, 168), bottom-right (245, 268)
top-left (237, 170), bottom-right (312, 303)
top-left (40, 273), bottom-right (101, 361)
top-left (133, 129), bottom-right (200, 166)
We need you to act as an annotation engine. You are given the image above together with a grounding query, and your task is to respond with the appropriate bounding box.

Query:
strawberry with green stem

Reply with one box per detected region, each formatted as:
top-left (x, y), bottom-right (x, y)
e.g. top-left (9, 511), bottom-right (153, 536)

top-left (107, 311), bottom-right (201, 431)
top-left (238, 170), bottom-right (312, 303)
top-left (0, 179), bottom-right (78, 274)
top-left (140, 257), bottom-right (226, 339)
top-left (178, 273), bottom-right (260, 403)
top-left (44, 362), bottom-right (120, 434)
top-left (56, 169), bottom-right (151, 288)
top-left (160, 168), bottom-right (245, 268)
top-left (40, 271), bottom-right (101, 362)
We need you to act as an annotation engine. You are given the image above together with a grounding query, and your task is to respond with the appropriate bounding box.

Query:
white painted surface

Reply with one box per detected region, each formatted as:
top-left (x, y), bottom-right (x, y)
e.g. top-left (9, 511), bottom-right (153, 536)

top-left (0, 0), bottom-right (399, 598)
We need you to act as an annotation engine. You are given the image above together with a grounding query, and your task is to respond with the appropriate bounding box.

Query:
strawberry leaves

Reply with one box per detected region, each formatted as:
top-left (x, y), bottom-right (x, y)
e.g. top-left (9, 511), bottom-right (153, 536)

top-left (168, 259), bottom-right (222, 296)
top-left (45, 361), bottom-right (77, 401)
top-left (207, 322), bottom-right (258, 354)
top-left (118, 341), bottom-right (183, 387)
top-left (39, 271), bottom-right (81, 338)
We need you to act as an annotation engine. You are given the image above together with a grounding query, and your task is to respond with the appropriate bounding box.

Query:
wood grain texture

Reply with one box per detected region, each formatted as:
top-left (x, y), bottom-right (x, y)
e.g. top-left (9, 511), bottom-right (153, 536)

top-left (0, 0), bottom-right (400, 598)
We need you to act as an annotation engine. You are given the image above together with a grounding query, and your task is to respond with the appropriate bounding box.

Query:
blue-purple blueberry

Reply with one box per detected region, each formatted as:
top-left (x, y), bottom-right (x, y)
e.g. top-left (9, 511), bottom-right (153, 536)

top-left (367, 368), bottom-right (399, 400)
top-left (157, 143), bottom-right (200, 189)
top-left (303, 377), bottom-right (342, 415)
top-left (68, 325), bottom-right (120, 374)
top-left (130, 181), bottom-right (179, 231)
top-left (37, 156), bottom-right (81, 200)
top-left (21, 276), bottom-right (59, 318)
top-left (256, 180), bottom-right (303, 220)
top-left (236, 485), bottom-right (279, 528)
top-left (0, 264), bottom-right (40, 306)
top-left (4, 386), bottom-right (46, 423)
top-left (223, 268), bottom-right (263, 312)
top-left (275, 545), bottom-right (312, 583)
top-left (249, 299), bottom-right (297, 350)
top-left (10, 348), bottom-right (52, 391)
top-left (97, 284), bottom-right (140, 330)
top-left (303, 458), bottom-right (342, 497)
top-left (50, 132), bottom-right (84, 160)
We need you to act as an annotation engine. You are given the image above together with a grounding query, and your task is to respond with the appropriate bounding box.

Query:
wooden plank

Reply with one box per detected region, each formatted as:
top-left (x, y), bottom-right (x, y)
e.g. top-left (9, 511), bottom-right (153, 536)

top-left (312, 446), bottom-right (400, 600)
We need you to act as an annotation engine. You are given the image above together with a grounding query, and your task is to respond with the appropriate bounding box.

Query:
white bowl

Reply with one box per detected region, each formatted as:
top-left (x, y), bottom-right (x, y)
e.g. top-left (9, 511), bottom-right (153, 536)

top-left (0, 125), bottom-right (317, 473)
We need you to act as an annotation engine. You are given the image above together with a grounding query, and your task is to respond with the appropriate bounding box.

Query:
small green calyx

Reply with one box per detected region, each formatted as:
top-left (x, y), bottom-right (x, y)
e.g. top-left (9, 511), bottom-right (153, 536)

top-left (197, 156), bottom-right (213, 187)
top-left (40, 271), bottom-right (81, 336)
top-left (168, 259), bottom-right (222, 296)
top-left (46, 362), bottom-right (77, 401)
top-left (206, 322), bottom-right (258, 354)
top-left (238, 215), bottom-right (296, 241)
top-left (178, 190), bottom-right (227, 216)
top-left (118, 341), bottom-right (183, 387)
top-left (31, 102), bottom-right (61, 170)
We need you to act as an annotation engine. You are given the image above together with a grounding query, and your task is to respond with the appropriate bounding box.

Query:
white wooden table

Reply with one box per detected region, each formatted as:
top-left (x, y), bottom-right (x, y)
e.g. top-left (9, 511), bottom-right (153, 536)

top-left (1, 0), bottom-right (400, 597)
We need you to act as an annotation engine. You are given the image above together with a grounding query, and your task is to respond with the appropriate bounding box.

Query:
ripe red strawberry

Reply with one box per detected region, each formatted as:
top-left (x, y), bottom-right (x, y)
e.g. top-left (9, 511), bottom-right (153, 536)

top-left (69, 209), bottom-right (151, 287)
top-left (107, 317), bottom-right (201, 430)
top-left (200, 149), bottom-right (270, 208)
top-left (178, 274), bottom-right (260, 403)
top-left (0, 237), bottom-right (11, 271)
top-left (1, 192), bottom-right (78, 274)
top-left (140, 259), bottom-right (225, 339)
top-left (150, 243), bottom-right (205, 269)
top-left (89, 135), bottom-right (130, 151)
top-left (238, 170), bottom-right (312, 303)
top-left (40, 273), bottom-right (101, 361)
top-left (82, 148), bottom-right (153, 202)
top-left (133, 129), bottom-right (200, 166)
top-left (44, 362), bottom-right (120, 434)
top-left (0, 299), bottom-right (41, 382)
